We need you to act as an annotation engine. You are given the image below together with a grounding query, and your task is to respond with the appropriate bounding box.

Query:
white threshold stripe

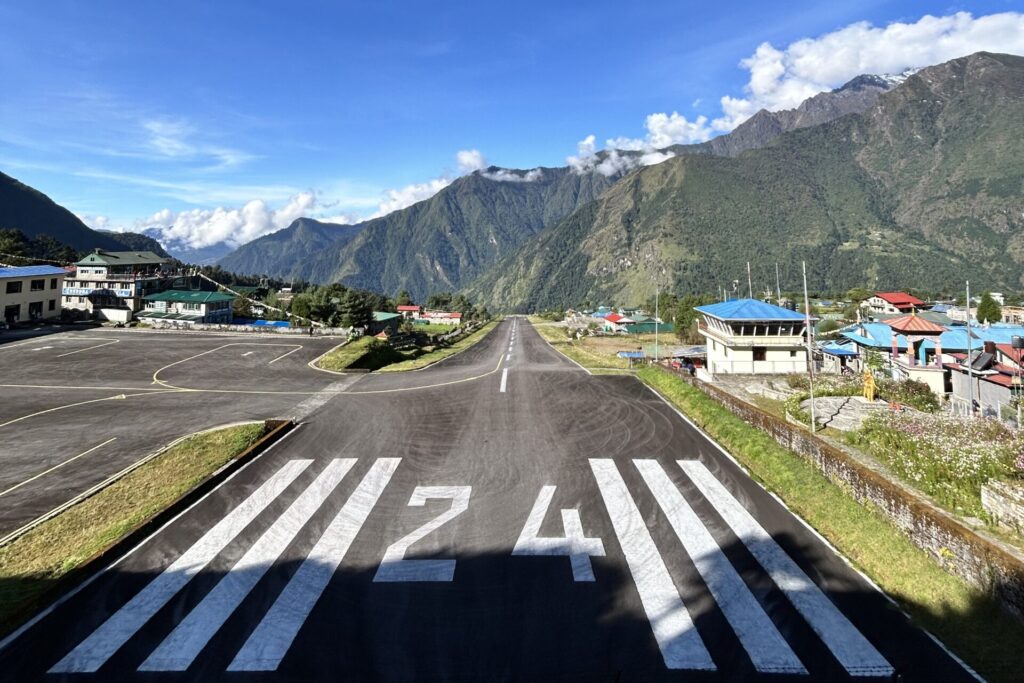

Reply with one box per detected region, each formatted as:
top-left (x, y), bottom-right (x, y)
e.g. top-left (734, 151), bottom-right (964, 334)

top-left (635, 460), bottom-right (806, 674)
top-left (139, 459), bottom-right (357, 671)
top-left (678, 461), bottom-right (893, 677)
top-left (500, 368), bottom-right (508, 393)
top-left (589, 459), bottom-right (715, 671)
top-left (49, 459), bottom-right (312, 674)
top-left (228, 457), bottom-right (401, 671)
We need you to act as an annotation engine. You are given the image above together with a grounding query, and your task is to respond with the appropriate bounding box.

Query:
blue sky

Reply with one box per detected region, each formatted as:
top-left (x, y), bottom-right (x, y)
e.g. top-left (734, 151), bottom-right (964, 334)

top-left (1, 1), bottom-right (1022, 248)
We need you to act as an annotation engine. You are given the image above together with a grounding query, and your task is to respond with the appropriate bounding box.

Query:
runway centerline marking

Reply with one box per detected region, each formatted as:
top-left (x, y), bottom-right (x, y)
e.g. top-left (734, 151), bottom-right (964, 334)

top-left (679, 460), bottom-right (893, 677)
top-left (635, 460), bottom-right (805, 674)
top-left (140, 459), bottom-right (357, 672)
top-left (229, 458), bottom-right (401, 671)
top-left (500, 368), bottom-right (508, 393)
top-left (589, 459), bottom-right (714, 671)
top-left (0, 438), bottom-right (117, 499)
top-left (49, 460), bottom-right (312, 674)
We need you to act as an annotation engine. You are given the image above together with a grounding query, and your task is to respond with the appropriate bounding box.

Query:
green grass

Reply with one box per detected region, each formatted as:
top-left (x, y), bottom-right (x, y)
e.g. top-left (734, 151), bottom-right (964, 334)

top-left (528, 318), bottom-right (632, 373)
top-left (635, 366), bottom-right (1024, 682)
top-left (412, 322), bottom-right (456, 335)
top-left (0, 422), bottom-right (267, 636)
top-left (316, 336), bottom-right (407, 372)
top-left (379, 320), bottom-right (499, 372)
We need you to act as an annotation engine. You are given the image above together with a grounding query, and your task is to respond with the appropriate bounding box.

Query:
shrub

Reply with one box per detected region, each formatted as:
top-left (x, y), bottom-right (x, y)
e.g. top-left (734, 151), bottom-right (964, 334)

top-left (849, 411), bottom-right (1024, 515)
top-left (876, 378), bottom-right (941, 412)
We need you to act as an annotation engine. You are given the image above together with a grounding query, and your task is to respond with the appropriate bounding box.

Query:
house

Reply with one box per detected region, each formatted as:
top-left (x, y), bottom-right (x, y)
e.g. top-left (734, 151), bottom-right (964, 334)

top-left (0, 265), bottom-right (66, 324)
top-left (883, 313), bottom-right (947, 395)
top-left (866, 291), bottom-right (925, 315)
top-left (370, 311), bottom-right (402, 336)
top-left (1003, 306), bottom-right (1024, 326)
top-left (62, 249), bottom-right (170, 322)
top-left (695, 298), bottom-right (811, 378)
top-left (946, 341), bottom-right (1023, 418)
top-left (397, 305), bottom-right (421, 319)
top-left (419, 310), bottom-right (463, 325)
top-left (137, 290), bottom-right (235, 325)
top-left (819, 338), bottom-right (860, 374)
top-left (602, 313), bottom-right (635, 333)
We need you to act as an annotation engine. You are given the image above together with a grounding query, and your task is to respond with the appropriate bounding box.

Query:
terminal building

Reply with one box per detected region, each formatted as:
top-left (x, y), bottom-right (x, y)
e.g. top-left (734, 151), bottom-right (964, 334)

top-left (62, 249), bottom-right (170, 321)
top-left (0, 265), bottom-right (67, 324)
top-left (136, 290), bottom-right (235, 325)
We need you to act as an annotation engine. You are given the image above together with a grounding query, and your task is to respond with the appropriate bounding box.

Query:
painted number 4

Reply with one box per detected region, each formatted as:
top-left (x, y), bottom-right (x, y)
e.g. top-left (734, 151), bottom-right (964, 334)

top-left (513, 485), bottom-right (605, 581)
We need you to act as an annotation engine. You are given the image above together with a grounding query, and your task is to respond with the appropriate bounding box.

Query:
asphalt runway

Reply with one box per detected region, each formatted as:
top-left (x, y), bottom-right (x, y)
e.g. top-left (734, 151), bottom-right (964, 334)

top-left (0, 329), bottom-right (351, 538)
top-left (0, 319), bottom-right (976, 681)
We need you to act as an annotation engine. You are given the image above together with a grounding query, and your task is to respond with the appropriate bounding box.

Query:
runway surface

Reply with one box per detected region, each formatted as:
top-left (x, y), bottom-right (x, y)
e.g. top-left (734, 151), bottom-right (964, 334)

top-left (0, 318), bottom-right (975, 681)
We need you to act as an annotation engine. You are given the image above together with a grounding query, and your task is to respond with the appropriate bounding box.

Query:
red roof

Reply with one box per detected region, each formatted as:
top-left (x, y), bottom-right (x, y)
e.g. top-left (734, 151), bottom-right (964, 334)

top-left (996, 344), bottom-right (1023, 366)
top-left (875, 291), bottom-right (925, 307)
top-left (885, 313), bottom-right (945, 334)
top-left (397, 305), bottom-right (420, 311)
top-left (605, 313), bottom-right (625, 323)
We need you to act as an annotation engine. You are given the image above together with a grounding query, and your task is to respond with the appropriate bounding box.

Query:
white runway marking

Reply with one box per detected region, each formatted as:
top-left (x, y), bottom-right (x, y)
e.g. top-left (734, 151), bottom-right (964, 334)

top-left (0, 438), bottom-right (118, 499)
top-left (635, 460), bottom-right (805, 674)
top-left (242, 351), bottom-right (254, 357)
top-left (55, 339), bottom-right (119, 357)
top-left (679, 461), bottom-right (893, 677)
top-left (589, 459), bottom-right (715, 671)
top-left (139, 459), bottom-right (357, 671)
top-left (268, 346), bottom-right (302, 364)
top-left (30, 346), bottom-right (53, 351)
top-left (506, 353), bottom-right (511, 361)
top-left (49, 460), bottom-right (311, 674)
top-left (228, 458), bottom-right (401, 671)
top-left (512, 485), bottom-right (605, 581)
top-left (500, 368), bottom-right (508, 393)
top-left (374, 486), bottom-right (470, 582)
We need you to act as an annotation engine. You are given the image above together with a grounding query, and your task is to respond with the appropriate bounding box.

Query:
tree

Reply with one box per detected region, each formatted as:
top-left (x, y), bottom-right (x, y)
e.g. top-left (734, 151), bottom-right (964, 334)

top-left (290, 293), bottom-right (313, 321)
top-left (846, 288), bottom-right (872, 303)
top-left (673, 294), bottom-right (712, 343)
top-left (340, 289), bottom-right (373, 328)
top-left (232, 296), bottom-right (254, 320)
top-left (976, 292), bottom-right (1002, 323)
top-left (818, 319), bottom-right (840, 334)
top-left (395, 290), bottom-right (413, 307)
top-left (426, 292), bottom-right (453, 310)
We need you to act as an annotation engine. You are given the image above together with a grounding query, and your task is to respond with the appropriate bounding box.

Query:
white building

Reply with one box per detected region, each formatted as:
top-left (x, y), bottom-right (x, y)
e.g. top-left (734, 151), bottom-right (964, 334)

top-left (866, 291), bottom-right (925, 315)
top-left (1, 265), bottom-right (66, 324)
top-left (696, 298), bottom-right (811, 377)
top-left (136, 290), bottom-right (235, 325)
top-left (62, 249), bottom-right (170, 321)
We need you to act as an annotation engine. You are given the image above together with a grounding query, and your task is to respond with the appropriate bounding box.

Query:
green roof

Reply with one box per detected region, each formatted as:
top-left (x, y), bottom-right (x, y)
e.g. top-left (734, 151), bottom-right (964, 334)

top-left (136, 311), bottom-right (204, 321)
top-left (373, 311), bottom-right (402, 321)
top-left (76, 250), bottom-right (168, 267)
top-left (143, 289), bottom-right (235, 303)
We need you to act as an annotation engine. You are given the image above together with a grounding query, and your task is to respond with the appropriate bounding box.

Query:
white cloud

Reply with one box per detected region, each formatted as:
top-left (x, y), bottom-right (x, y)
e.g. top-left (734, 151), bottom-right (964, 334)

top-left (572, 11), bottom-right (1024, 166)
top-left (141, 117), bottom-right (255, 170)
top-left (481, 168), bottom-right (543, 182)
top-left (456, 149), bottom-right (487, 173)
top-left (711, 10), bottom-right (1024, 130)
top-left (140, 191), bottom-right (316, 249)
top-left (368, 178), bottom-right (452, 219)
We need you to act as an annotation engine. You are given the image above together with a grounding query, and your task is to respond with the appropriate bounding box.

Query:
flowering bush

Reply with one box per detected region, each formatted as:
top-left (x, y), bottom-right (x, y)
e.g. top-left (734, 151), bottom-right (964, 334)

top-left (849, 411), bottom-right (1024, 516)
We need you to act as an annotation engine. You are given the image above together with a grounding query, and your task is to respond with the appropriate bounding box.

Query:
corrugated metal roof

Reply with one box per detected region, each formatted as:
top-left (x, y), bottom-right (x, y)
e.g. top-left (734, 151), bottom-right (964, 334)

top-left (143, 290), bottom-right (234, 303)
top-left (695, 298), bottom-right (807, 321)
top-left (0, 265), bottom-right (67, 279)
top-left (372, 311), bottom-right (401, 321)
top-left (75, 250), bottom-right (167, 266)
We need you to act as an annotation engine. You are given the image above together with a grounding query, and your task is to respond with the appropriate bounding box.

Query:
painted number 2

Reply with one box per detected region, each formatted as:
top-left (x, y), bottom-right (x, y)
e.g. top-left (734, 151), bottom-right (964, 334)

top-left (513, 485), bottom-right (605, 581)
top-left (374, 486), bottom-right (471, 582)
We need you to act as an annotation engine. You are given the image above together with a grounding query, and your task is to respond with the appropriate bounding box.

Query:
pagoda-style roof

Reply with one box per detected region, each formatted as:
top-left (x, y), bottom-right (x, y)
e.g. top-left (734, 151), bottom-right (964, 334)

top-left (885, 312), bottom-right (945, 335)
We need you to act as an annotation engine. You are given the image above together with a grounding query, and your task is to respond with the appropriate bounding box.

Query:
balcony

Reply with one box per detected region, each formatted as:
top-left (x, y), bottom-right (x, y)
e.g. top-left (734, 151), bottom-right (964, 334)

top-left (698, 322), bottom-right (806, 346)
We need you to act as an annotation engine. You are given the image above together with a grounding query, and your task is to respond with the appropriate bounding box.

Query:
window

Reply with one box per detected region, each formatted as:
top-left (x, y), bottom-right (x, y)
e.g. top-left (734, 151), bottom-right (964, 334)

top-left (753, 346), bottom-right (767, 362)
top-left (6, 281), bottom-right (22, 294)
top-left (30, 279), bottom-right (45, 291)
top-left (50, 278), bottom-right (58, 289)
top-left (49, 299), bottom-right (56, 311)
top-left (4, 304), bottom-right (19, 321)
top-left (28, 301), bottom-right (43, 319)
top-left (790, 350), bottom-right (797, 358)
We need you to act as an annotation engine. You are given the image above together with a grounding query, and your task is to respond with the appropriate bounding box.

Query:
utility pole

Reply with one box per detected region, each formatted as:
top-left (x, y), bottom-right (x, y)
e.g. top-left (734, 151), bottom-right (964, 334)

top-left (775, 263), bottom-right (782, 305)
top-left (802, 261), bottom-right (816, 432)
top-left (747, 262), bottom-right (753, 299)
top-left (966, 280), bottom-right (974, 418)
top-left (655, 283), bottom-right (660, 364)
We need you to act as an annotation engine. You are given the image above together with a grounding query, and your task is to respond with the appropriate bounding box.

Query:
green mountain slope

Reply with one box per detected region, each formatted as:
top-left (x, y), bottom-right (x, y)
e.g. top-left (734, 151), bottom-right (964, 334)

top-left (219, 166), bottom-right (620, 299)
top-left (0, 172), bottom-right (125, 252)
top-left (467, 52), bottom-right (1024, 311)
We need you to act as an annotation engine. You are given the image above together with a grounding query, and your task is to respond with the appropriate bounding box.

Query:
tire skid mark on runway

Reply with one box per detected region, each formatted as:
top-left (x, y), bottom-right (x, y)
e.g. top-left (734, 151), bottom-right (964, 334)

top-left (49, 459), bottom-right (312, 674)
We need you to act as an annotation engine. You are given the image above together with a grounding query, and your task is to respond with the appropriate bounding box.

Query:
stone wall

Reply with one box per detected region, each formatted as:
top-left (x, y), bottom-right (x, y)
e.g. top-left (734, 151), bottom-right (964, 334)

top-left (661, 366), bottom-right (1024, 619)
top-left (984, 480), bottom-right (1024, 536)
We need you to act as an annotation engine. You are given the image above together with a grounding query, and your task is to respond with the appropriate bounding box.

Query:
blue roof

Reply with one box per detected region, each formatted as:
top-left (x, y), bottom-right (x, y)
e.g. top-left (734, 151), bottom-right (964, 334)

top-left (0, 265), bottom-right (67, 279)
top-left (820, 340), bottom-right (859, 356)
top-left (695, 298), bottom-right (807, 321)
top-left (617, 351), bottom-right (645, 359)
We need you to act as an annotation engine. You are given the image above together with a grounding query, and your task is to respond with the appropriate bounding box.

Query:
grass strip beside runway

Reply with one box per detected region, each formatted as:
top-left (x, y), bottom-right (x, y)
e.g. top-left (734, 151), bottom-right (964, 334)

top-left (636, 365), bottom-right (1024, 683)
top-left (528, 318), bottom-right (631, 372)
top-left (378, 320), bottom-right (499, 372)
top-left (0, 423), bottom-right (267, 637)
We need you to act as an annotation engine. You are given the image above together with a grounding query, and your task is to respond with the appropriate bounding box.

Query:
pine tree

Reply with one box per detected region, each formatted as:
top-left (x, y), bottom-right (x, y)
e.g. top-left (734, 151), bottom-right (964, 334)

top-left (976, 292), bottom-right (1002, 324)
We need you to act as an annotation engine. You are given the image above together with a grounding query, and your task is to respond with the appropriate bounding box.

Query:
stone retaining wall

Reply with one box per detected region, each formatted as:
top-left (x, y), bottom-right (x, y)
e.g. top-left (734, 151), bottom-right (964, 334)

top-left (661, 366), bottom-right (1024, 619)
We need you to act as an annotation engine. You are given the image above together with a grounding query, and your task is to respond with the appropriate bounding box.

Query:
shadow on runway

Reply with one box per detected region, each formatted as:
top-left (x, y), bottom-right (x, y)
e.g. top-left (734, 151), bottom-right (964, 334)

top-left (0, 531), bottom-right (1011, 682)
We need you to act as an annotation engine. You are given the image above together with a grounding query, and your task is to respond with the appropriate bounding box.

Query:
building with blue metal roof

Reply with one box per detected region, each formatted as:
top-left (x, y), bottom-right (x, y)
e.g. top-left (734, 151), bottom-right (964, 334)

top-left (696, 299), bottom-right (810, 378)
top-left (0, 265), bottom-right (67, 324)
